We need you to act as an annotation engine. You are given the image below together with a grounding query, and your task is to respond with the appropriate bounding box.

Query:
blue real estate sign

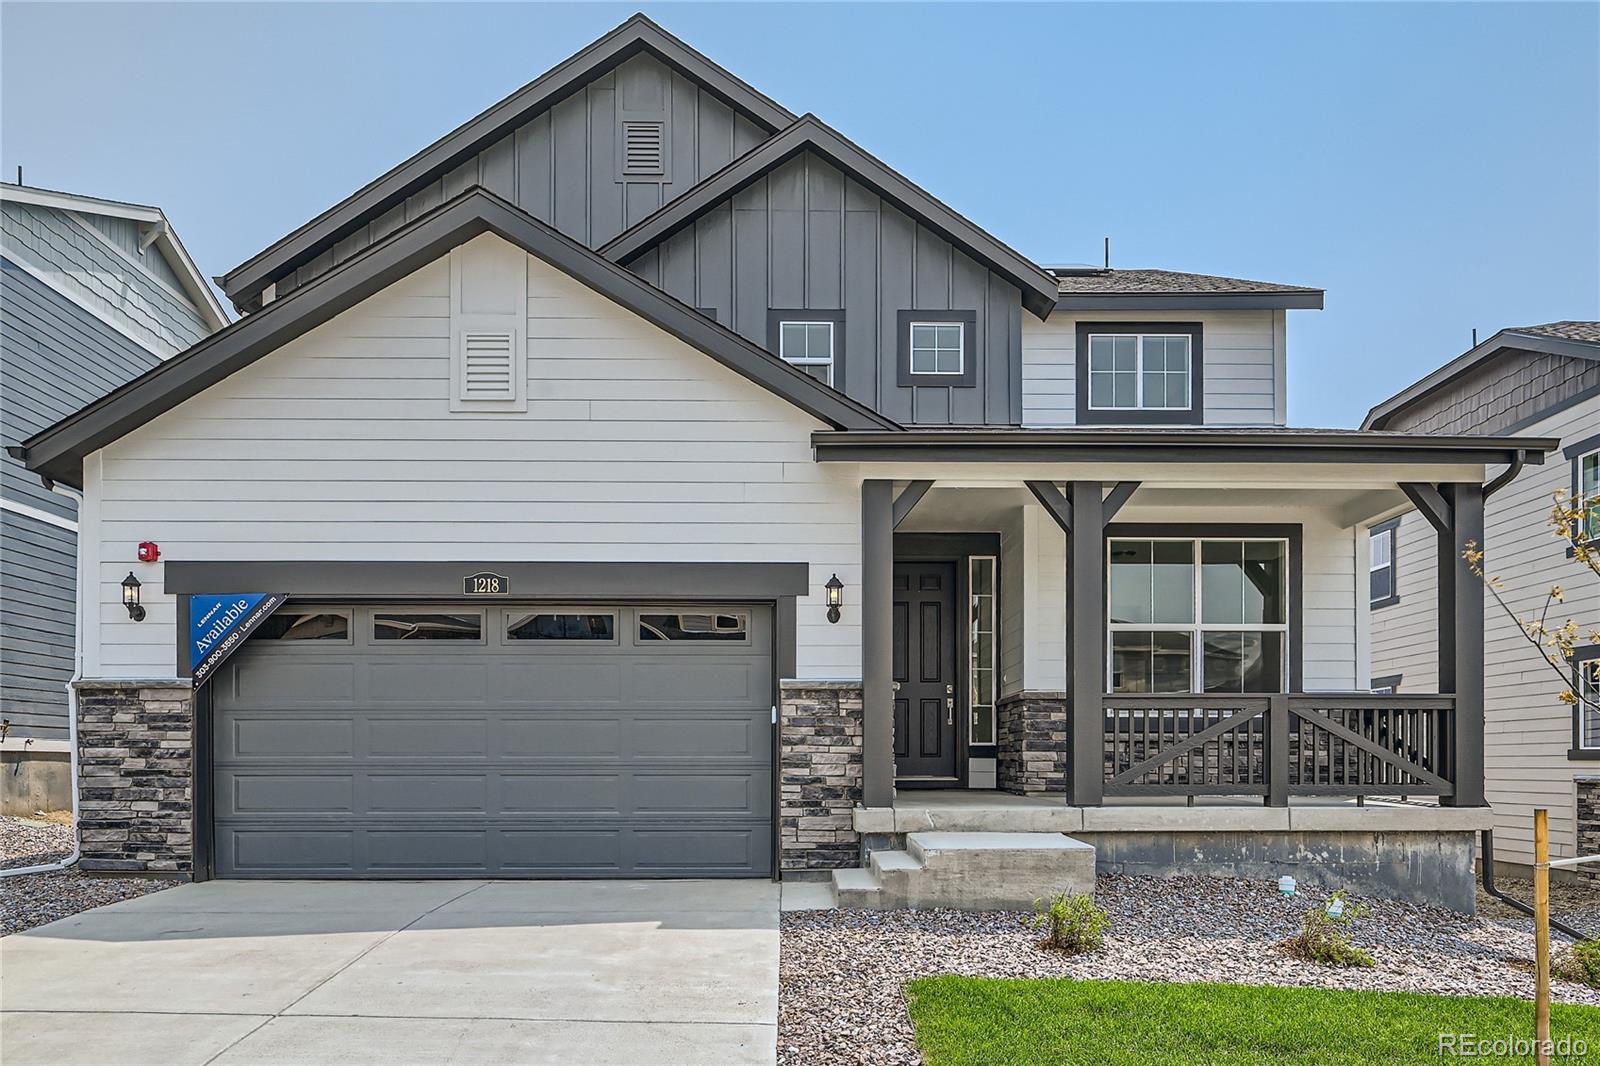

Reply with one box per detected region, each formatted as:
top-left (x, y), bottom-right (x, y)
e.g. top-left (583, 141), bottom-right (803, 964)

top-left (191, 593), bottom-right (288, 684)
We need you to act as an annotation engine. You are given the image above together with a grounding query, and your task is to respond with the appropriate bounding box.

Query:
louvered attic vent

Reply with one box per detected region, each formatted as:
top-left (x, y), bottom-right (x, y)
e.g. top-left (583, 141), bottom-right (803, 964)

top-left (461, 330), bottom-right (516, 401)
top-left (623, 121), bottom-right (666, 176)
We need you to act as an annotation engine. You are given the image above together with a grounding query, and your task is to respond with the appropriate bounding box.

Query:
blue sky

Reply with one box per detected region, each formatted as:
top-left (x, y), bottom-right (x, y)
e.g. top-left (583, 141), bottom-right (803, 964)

top-left (3, 2), bottom-right (1596, 427)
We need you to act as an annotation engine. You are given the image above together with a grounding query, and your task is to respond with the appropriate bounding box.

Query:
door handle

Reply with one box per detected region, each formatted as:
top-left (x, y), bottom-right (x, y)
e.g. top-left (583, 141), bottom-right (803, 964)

top-left (946, 697), bottom-right (954, 726)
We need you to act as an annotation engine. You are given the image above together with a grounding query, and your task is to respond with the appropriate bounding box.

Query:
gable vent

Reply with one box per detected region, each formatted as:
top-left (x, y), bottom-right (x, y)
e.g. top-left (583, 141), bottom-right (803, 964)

top-left (623, 121), bottom-right (665, 176)
top-left (461, 330), bottom-right (515, 400)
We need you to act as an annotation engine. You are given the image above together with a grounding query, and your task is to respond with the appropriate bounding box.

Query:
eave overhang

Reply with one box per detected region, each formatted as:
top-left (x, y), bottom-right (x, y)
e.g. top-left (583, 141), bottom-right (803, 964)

top-left (810, 428), bottom-right (1556, 467)
top-left (217, 14), bottom-right (797, 312)
top-left (600, 114), bottom-right (1061, 320)
top-left (12, 186), bottom-right (897, 490)
top-left (1054, 291), bottom-right (1324, 312)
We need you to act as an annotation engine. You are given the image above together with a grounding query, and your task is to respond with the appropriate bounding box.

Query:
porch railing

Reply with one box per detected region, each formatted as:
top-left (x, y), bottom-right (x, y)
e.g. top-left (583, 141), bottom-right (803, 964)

top-left (1101, 693), bottom-right (1456, 803)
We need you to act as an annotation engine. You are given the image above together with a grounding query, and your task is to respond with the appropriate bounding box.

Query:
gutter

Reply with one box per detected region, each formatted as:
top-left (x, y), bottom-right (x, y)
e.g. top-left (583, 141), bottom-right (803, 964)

top-left (1482, 448), bottom-right (1527, 499)
top-left (0, 479), bottom-right (84, 878)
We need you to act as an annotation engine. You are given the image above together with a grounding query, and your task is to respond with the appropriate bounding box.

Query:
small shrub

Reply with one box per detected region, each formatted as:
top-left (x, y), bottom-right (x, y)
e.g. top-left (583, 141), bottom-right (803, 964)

top-left (1554, 940), bottom-right (1600, 988)
top-left (1029, 891), bottom-right (1110, 954)
top-left (1281, 891), bottom-right (1375, 968)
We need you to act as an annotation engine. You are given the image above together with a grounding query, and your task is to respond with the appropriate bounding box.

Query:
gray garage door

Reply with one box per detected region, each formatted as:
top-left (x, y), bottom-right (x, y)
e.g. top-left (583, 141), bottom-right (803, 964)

top-left (211, 604), bottom-right (773, 878)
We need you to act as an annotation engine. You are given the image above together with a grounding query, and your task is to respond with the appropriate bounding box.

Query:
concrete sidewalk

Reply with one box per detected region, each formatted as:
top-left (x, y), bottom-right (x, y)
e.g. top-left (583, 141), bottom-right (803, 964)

top-left (0, 879), bottom-right (778, 1065)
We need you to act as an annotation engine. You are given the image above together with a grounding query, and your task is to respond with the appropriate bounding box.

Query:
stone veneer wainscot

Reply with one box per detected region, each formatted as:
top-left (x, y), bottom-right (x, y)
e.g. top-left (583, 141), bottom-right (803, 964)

top-left (75, 680), bottom-right (194, 873)
top-left (779, 680), bottom-right (863, 874)
top-left (996, 691), bottom-right (1068, 795)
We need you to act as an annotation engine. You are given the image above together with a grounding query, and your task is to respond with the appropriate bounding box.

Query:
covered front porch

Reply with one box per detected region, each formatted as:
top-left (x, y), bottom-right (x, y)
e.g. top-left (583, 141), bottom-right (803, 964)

top-left (834, 428), bottom-right (1553, 816)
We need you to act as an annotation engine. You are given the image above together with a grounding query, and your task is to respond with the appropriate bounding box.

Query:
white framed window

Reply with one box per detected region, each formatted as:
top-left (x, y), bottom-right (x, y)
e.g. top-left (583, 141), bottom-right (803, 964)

top-left (969, 555), bottom-right (997, 745)
top-left (1107, 537), bottom-right (1290, 694)
top-left (1087, 333), bottom-right (1192, 411)
top-left (909, 322), bottom-right (964, 375)
top-left (1579, 450), bottom-right (1600, 544)
top-left (1576, 652), bottom-right (1600, 752)
top-left (778, 320), bottom-right (835, 386)
top-left (1369, 518), bottom-right (1400, 608)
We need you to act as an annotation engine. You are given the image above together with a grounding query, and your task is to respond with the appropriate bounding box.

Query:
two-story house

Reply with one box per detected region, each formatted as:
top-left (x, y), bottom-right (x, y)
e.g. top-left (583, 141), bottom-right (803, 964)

top-left (1365, 322), bottom-right (1600, 876)
top-left (1, 181), bottom-right (226, 814)
top-left (8, 16), bottom-right (1549, 909)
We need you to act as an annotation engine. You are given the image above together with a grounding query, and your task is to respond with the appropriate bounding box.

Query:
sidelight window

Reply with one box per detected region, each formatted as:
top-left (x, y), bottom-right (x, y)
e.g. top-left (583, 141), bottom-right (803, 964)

top-left (969, 556), bottom-right (997, 745)
top-left (1108, 538), bottom-right (1288, 694)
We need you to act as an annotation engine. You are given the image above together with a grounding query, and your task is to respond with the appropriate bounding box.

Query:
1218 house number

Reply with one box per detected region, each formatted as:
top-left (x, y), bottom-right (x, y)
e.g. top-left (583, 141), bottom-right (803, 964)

top-left (463, 572), bottom-right (509, 595)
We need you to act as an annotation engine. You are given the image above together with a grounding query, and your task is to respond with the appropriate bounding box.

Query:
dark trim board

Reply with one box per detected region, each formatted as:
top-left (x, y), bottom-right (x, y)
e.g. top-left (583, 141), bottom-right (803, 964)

top-left (164, 560), bottom-right (811, 599)
top-left (1074, 321), bottom-right (1204, 426)
top-left (14, 187), bottom-right (897, 488)
top-left (897, 310), bottom-right (978, 389)
top-left (1104, 522), bottom-right (1305, 693)
top-left (218, 13), bottom-right (797, 309)
top-left (600, 114), bottom-right (1060, 318)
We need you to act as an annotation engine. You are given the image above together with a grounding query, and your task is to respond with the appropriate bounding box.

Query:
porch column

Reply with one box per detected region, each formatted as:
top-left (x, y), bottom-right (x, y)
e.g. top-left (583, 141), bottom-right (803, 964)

top-left (1440, 481), bottom-right (1486, 807)
top-left (861, 479), bottom-right (895, 808)
top-left (1066, 481), bottom-right (1105, 806)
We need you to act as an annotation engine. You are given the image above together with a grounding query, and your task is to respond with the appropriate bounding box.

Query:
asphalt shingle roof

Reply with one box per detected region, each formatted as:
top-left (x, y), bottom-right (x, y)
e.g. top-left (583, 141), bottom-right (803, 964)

top-left (1052, 268), bottom-right (1321, 296)
top-left (1507, 321), bottom-right (1600, 345)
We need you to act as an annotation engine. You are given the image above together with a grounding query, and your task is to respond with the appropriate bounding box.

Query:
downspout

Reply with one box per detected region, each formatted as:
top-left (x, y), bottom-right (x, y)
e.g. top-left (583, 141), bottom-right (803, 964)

top-left (1, 478), bottom-right (84, 878)
top-left (1483, 448), bottom-right (1526, 500)
top-left (1481, 830), bottom-right (1584, 942)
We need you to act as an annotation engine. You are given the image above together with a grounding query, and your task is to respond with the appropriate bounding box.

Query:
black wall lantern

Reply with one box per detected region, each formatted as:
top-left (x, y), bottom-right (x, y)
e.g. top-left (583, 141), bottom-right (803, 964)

top-left (824, 573), bottom-right (844, 624)
top-left (121, 572), bottom-right (145, 621)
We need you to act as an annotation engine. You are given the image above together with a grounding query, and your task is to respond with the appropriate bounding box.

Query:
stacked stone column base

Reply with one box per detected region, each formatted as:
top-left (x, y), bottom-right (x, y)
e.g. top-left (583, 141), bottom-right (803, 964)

top-left (779, 680), bottom-right (863, 873)
top-left (75, 680), bottom-right (194, 874)
top-left (996, 691), bottom-right (1069, 795)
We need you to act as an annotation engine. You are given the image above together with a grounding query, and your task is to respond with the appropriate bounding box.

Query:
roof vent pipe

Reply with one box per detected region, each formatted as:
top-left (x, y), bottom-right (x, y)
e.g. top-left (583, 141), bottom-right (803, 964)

top-left (1104, 236), bottom-right (1110, 270)
top-left (1473, 327), bottom-right (1479, 346)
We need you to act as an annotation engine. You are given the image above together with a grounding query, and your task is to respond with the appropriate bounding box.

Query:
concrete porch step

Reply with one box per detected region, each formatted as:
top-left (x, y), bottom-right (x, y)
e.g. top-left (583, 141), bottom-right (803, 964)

top-left (831, 831), bottom-right (1096, 911)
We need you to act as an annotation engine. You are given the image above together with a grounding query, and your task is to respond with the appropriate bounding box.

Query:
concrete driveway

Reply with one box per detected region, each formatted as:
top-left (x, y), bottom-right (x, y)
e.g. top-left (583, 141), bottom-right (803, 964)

top-left (0, 879), bottom-right (778, 1065)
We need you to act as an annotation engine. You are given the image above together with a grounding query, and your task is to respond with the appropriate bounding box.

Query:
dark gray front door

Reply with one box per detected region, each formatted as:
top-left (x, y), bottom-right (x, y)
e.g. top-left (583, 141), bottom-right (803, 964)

top-left (893, 562), bottom-right (958, 780)
top-left (211, 604), bottom-right (772, 878)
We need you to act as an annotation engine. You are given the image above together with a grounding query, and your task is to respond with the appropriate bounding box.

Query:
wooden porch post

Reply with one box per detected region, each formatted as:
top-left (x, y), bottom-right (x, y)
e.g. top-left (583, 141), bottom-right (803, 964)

top-left (1443, 481), bottom-right (1486, 807)
top-left (1067, 481), bottom-right (1105, 806)
top-left (860, 479), bottom-right (896, 808)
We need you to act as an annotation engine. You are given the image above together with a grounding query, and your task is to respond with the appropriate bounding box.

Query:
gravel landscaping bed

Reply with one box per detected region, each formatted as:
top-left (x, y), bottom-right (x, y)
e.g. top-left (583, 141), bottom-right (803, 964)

top-left (779, 874), bottom-right (1600, 1066)
top-left (1, 816), bottom-right (179, 938)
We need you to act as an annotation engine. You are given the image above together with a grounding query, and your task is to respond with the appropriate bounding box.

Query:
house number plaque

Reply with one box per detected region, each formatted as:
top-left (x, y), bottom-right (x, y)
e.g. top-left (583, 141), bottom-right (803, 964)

top-left (463, 572), bottom-right (510, 596)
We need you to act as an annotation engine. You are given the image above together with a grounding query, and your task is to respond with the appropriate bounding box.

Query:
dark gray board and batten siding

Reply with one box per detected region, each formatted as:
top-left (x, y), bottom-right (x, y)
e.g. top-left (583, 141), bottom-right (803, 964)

top-left (1, 258), bottom-right (165, 739)
top-left (625, 150), bottom-right (1024, 425)
top-left (276, 53), bottom-right (773, 298)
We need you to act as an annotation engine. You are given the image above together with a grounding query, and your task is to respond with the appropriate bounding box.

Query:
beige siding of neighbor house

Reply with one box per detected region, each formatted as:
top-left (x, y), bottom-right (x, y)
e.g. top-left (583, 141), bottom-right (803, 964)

top-left (1021, 308), bottom-right (1287, 427)
top-left (1371, 392), bottom-right (1600, 864)
top-left (80, 233), bottom-right (864, 680)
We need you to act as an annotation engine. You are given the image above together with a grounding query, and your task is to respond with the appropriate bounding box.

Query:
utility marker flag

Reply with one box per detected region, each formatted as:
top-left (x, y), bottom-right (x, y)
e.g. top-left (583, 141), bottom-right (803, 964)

top-left (191, 593), bottom-right (288, 684)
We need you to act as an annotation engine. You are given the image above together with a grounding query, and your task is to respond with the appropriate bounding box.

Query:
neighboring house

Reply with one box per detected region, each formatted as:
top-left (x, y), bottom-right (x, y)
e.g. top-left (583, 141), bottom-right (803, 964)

top-left (8, 16), bottom-right (1548, 910)
top-left (0, 181), bottom-right (227, 813)
top-left (1364, 322), bottom-right (1600, 873)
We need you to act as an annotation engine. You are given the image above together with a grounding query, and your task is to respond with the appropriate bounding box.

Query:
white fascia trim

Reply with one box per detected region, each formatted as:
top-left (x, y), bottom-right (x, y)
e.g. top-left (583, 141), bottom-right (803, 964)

top-left (2, 182), bottom-right (229, 332)
top-left (0, 495), bottom-right (77, 532)
top-left (0, 243), bottom-right (172, 359)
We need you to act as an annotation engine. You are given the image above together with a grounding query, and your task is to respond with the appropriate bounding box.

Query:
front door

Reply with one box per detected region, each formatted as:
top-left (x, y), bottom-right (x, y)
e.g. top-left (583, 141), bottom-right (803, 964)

top-left (893, 561), bottom-right (958, 781)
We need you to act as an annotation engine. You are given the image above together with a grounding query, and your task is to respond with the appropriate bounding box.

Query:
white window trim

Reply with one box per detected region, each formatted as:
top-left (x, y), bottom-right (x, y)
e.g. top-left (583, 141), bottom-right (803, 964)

top-left (969, 555), bottom-right (998, 746)
top-left (778, 320), bottom-right (835, 386)
top-left (1086, 332), bottom-right (1193, 412)
top-left (908, 321), bottom-right (965, 376)
top-left (1369, 523), bottom-right (1396, 605)
top-left (1105, 536), bottom-right (1291, 694)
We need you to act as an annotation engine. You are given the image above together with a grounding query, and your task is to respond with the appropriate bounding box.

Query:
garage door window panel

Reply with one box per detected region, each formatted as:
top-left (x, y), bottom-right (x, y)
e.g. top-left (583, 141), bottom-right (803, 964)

top-left (373, 613), bottom-right (484, 642)
top-left (252, 611), bottom-right (352, 642)
top-left (638, 612), bottom-right (750, 642)
top-left (506, 612), bottom-right (618, 642)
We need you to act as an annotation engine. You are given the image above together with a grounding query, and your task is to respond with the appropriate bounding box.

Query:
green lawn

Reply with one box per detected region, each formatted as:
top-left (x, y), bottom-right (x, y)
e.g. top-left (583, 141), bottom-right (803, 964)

top-left (904, 976), bottom-right (1600, 1066)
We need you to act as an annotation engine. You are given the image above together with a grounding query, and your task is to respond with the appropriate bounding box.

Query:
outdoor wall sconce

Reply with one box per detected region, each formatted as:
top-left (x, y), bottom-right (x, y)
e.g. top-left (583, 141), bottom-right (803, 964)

top-left (825, 574), bottom-right (844, 624)
top-left (121, 572), bottom-right (145, 621)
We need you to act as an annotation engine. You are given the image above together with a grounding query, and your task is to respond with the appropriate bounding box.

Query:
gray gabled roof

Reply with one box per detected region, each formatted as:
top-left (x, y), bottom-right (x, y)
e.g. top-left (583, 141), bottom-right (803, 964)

top-left (11, 186), bottom-right (898, 489)
top-left (216, 13), bottom-right (796, 313)
top-left (1050, 267), bottom-right (1324, 310)
top-left (1362, 322), bottom-right (1600, 430)
top-left (599, 114), bottom-right (1062, 320)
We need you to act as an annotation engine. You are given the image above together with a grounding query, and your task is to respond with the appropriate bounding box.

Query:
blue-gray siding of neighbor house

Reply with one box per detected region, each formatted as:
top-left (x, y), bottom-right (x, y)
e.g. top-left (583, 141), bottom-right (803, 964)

top-left (1, 257), bottom-right (165, 738)
top-left (625, 149), bottom-right (1025, 426)
top-left (276, 52), bottom-right (773, 298)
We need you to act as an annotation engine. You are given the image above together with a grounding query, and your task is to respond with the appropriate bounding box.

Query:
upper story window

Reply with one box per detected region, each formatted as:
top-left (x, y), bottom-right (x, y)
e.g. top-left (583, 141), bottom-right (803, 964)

top-left (1369, 517), bottom-right (1400, 608)
top-left (768, 309), bottom-right (844, 389)
top-left (897, 309), bottom-right (977, 388)
top-left (1075, 322), bottom-right (1204, 425)
top-left (1578, 449), bottom-right (1600, 543)
top-left (778, 321), bottom-right (835, 385)
top-left (909, 323), bottom-right (964, 375)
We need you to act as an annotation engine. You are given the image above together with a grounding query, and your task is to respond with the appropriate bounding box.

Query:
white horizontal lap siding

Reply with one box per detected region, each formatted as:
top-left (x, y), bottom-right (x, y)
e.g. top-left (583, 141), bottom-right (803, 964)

top-left (1021, 309), bottom-right (1283, 427)
top-left (87, 235), bottom-right (862, 678)
top-left (1370, 394), bottom-right (1600, 862)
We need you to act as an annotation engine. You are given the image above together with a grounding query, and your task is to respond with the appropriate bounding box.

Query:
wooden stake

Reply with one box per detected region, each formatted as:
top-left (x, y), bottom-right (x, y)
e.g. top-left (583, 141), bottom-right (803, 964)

top-left (1534, 807), bottom-right (1551, 1066)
